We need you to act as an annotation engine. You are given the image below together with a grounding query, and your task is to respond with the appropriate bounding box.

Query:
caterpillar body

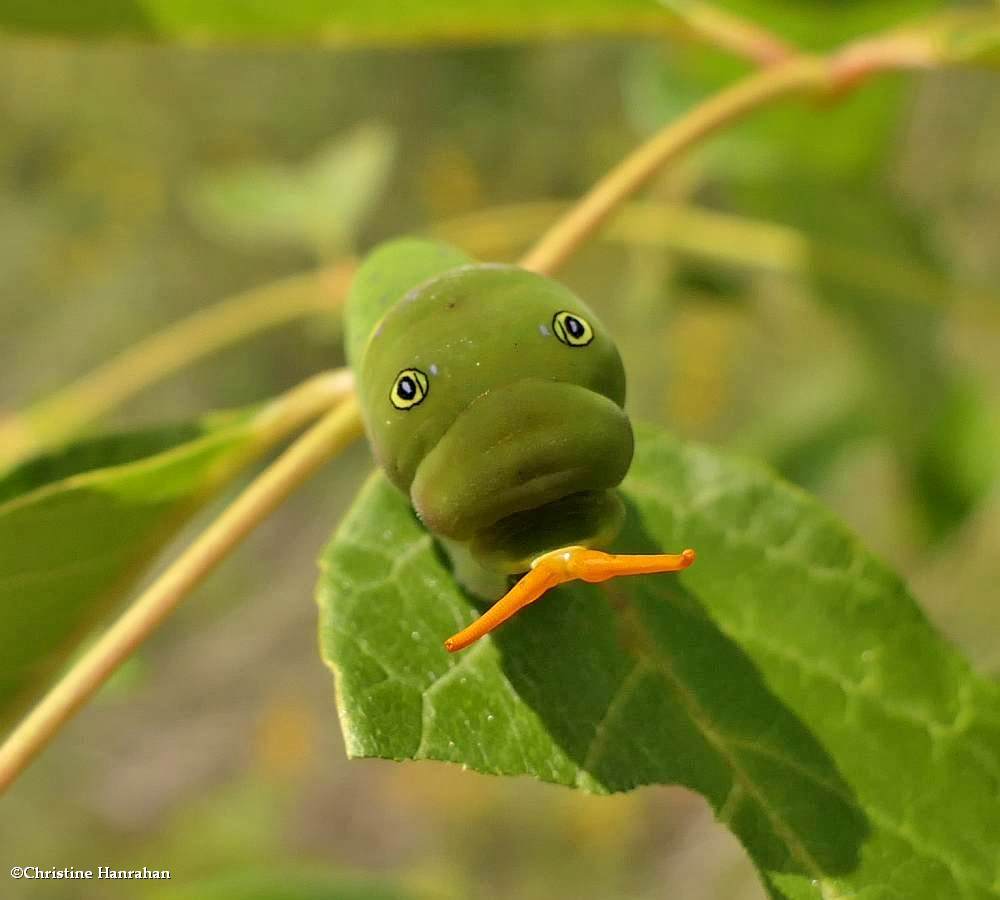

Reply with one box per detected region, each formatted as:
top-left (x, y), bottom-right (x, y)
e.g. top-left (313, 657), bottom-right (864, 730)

top-left (346, 238), bottom-right (694, 651)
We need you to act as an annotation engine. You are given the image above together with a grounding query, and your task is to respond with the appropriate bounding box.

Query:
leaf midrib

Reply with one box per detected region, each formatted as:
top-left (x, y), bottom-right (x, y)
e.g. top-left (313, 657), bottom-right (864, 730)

top-left (594, 581), bottom-right (847, 899)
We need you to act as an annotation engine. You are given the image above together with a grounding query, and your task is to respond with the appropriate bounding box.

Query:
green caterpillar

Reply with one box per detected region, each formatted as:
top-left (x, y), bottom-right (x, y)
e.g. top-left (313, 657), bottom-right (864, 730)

top-left (346, 238), bottom-right (693, 651)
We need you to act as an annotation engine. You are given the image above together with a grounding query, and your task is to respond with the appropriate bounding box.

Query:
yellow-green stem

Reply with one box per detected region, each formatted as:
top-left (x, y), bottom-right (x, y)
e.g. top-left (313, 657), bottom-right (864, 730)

top-left (0, 262), bottom-right (355, 469)
top-left (661, 0), bottom-right (797, 65)
top-left (519, 56), bottom-right (827, 276)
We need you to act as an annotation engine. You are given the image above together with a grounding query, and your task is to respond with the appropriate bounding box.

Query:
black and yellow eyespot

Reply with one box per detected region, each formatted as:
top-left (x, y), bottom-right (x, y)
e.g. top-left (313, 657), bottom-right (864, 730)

top-left (553, 311), bottom-right (594, 347)
top-left (390, 368), bottom-right (429, 410)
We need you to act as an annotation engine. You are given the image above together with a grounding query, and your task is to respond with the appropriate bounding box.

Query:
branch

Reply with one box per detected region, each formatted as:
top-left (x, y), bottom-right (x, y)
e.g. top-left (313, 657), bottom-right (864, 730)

top-left (660, 0), bottom-right (798, 66)
top-left (518, 56), bottom-right (827, 276)
top-left (517, 13), bottom-right (975, 278)
top-left (0, 261), bottom-right (356, 469)
top-left (0, 374), bottom-right (363, 793)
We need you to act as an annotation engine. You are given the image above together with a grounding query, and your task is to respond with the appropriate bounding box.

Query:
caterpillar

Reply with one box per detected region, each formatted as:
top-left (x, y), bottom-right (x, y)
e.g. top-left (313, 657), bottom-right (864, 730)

top-left (345, 238), bottom-right (694, 651)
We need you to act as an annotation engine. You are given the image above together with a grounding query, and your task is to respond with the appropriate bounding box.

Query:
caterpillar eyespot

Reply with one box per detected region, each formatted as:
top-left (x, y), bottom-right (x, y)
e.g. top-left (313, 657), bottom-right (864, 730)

top-left (553, 310), bottom-right (593, 347)
top-left (390, 368), bottom-right (428, 410)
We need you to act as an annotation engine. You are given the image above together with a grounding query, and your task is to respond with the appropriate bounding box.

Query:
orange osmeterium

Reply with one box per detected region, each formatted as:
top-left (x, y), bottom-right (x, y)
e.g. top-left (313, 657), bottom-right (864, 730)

top-left (443, 546), bottom-right (696, 652)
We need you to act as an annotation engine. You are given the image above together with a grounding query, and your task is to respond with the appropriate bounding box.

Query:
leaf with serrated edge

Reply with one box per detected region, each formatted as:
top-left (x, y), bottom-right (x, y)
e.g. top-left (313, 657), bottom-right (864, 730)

top-left (318, 423), bottom-right (1000, 900)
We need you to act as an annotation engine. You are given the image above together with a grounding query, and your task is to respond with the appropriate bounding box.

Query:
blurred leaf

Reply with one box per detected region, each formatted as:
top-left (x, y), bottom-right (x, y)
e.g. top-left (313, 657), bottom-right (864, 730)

top-left (0, 421), bottom-right (206, 505)
top-left (319, 423), bottom-right (1000, 899)
top-left (188, 125), bottom-right (396, 258)
top-left (624, 44), bottom-right (999, 536)
top-left (0, 410), bottom-right (261, 730)
top-left (914, 377), bottom-right (1000, 537)
top-left (0, 0), bottom-right (683, 44)
top-left (741, 175), bottom-right (995, 538)
top-left (0, 0), bottom-right (956, 48)
top-left (150, 865), bottom-right (415, 900)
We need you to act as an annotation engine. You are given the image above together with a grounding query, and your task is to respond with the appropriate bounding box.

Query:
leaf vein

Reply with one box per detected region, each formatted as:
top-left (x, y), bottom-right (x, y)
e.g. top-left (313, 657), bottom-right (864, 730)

top-left (612, 588), bottom-right (846, 898)
top-left (574, 659), bottom-right (650, 787)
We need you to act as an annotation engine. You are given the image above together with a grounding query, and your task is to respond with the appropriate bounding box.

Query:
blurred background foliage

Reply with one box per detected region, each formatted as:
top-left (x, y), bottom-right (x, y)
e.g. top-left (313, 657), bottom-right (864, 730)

top-left (1, 1), bottom-right (999, 898)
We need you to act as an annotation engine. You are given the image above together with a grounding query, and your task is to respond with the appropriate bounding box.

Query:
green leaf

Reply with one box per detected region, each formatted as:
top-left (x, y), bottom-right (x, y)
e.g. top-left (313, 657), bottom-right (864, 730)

top-left (0, 410), bottom-right (262, 730)
top-left (318, 423), bottom-right (1000, 899)
top-left (2, 0), bottom-right (993, 71)
top-left (0, 421), bottom-right (206, 506)
top-left (0, 0), bottom-right (680, 43)
top-left (734, 169), bottom-right (994, 538)
top-left (0, 0), bottom-right (947, 47)
top-left (187, 125), bottom-right (396, 258)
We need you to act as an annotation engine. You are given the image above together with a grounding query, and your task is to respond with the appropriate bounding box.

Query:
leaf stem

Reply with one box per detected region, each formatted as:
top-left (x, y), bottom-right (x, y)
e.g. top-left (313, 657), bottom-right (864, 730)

top-left (517, 12), bottom-right (957, 279)
top-left (0, 262), bottom-right (356, 469)
top-left (0, 376), bottom-right (363, 794)
top-left (518, 56), bottom-right (827, 276)
top-left (660, 0), bottom-right (798, 66)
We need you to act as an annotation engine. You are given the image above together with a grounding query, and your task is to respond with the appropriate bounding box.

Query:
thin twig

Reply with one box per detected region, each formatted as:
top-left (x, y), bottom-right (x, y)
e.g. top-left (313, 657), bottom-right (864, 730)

top-left (518, 56), bottom-right (827, 276)
top-left (0, 380), bottom-right (363, 793)
top-left (0, 262), bottom-right (356, 469)
top-left (660, 0), bottom-right (798, 66)
top-left (516, 13), bottom-right (958, 280)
